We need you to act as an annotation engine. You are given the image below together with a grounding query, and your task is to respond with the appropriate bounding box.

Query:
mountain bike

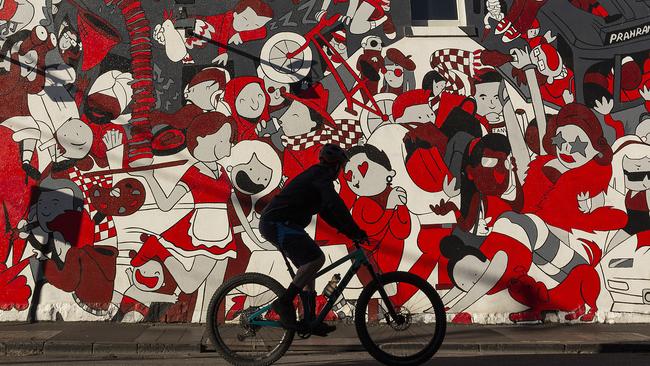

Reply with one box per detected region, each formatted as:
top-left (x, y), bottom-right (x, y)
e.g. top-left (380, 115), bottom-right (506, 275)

top-left (206, 239), bottom-right (446, 366)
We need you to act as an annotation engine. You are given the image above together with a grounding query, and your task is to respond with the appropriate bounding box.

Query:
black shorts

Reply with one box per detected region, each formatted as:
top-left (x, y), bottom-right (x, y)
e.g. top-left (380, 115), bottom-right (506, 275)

top-left (259, 219), bottom-right (323, 267)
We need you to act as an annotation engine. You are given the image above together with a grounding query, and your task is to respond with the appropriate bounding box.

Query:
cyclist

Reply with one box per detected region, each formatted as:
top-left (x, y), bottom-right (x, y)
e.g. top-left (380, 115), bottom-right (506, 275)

top-left (259, 143), bottom-right (368, 336)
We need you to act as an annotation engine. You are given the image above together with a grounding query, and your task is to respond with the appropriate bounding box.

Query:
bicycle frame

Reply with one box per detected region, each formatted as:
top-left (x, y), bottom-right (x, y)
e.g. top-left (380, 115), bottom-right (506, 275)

top-left (286, 14), bottom-right (389, 122)
top-left (247, 244), bottom-right (400, 328)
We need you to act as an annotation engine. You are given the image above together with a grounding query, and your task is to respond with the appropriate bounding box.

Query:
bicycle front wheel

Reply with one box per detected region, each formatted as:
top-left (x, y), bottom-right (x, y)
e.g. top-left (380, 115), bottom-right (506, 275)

top-left (207, 273), bottom-right (294, 366)
top-left (355, 271), bottom-right (446, 366)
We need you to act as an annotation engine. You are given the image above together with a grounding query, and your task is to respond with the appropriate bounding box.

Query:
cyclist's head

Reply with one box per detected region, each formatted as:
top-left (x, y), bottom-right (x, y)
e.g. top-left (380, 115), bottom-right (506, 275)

top-left (319, 143), bottom-right (349, 171)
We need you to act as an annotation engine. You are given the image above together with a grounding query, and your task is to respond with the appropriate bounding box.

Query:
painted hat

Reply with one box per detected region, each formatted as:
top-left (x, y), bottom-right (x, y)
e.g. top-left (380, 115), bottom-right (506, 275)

top-left (282, 83), bottom-right (335, 127)
top-left (386, 48), bottom-right (416, 71)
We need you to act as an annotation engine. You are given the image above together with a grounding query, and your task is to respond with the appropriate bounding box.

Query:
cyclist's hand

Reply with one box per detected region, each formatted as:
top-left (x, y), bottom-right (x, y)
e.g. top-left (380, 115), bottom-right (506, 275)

top-left (315, 10), bottom-right (327, 22)
top-left (353, 232), bottom-right (369, 245)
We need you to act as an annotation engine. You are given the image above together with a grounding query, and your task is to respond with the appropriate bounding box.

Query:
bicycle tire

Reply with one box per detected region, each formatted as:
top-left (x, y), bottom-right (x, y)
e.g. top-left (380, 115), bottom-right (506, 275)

top-left (207, 273), bottom-right (295, 366)
top-left (355, 271), bottom-right (446, 366)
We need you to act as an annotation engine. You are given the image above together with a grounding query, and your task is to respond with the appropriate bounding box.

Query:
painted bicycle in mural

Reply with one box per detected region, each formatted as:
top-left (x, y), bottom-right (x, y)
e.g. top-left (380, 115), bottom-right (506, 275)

top-left (206, 238), bottom-right (446, 366)
top-left (259, 13), bottom-right (391, 122)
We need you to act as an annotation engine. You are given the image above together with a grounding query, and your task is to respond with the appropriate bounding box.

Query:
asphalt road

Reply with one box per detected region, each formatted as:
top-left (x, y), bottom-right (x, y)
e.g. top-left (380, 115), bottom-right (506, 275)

top-left (0, 352), bottom-right (649, 365)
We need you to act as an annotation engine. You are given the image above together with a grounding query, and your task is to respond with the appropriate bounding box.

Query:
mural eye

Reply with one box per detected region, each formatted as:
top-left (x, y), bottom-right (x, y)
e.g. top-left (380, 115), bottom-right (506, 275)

top-left (36, 26), bottom-right (48, 41)
top-left (481, 157), bottom-right (498, 168)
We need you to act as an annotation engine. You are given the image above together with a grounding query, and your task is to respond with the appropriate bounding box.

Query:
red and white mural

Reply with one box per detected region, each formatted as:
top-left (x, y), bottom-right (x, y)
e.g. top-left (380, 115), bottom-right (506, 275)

top-left (1, 0), bottom-right (650, 324)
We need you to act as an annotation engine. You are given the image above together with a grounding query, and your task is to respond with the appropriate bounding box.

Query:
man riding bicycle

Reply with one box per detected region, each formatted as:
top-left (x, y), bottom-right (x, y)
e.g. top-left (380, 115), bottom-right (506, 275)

top-left (259, 143), bottom-right (368, 336)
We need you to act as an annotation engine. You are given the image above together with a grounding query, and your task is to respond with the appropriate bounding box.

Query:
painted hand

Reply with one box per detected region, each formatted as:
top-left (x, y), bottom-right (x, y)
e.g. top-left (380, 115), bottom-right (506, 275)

top-left (102, 129), bottom-right (124, 150)
top-left (443, 175), bottom-right (460, 198)
top-left (509, 47), bottom-right (532, 69)
top-left (387, 186), bottom-right (407, 208)
top-left (212, 53), bottom-right (229, 66)
top-left (229, 33), bottom-right (243, 45)
top-left (593, 97), bottom-right (614, 115)
top-left (640, 85), bottom-right (650, 101)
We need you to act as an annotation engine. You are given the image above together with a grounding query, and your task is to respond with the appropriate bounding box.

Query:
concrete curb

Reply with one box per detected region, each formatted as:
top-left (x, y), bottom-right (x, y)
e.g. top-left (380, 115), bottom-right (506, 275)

top-left (1, 340), bottom-right (650, 357)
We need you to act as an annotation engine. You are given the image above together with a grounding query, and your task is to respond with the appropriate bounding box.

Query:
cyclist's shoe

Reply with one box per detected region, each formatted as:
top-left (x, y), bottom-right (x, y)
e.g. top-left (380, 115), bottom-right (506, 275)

top-left (271, 299), bottom-right (296, 329)
top-left (310, 321), bottom-right (336, 337)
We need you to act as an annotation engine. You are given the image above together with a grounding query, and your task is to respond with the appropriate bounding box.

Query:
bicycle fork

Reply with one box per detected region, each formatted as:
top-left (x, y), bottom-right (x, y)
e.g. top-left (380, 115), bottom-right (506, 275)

top-left (363, 261), bottom-right (404, 325)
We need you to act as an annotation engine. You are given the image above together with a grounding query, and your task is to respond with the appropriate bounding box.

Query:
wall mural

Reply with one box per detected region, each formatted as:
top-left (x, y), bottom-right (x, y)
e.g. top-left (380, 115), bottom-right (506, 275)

top-left (0, 0), bottom-right (649, 324)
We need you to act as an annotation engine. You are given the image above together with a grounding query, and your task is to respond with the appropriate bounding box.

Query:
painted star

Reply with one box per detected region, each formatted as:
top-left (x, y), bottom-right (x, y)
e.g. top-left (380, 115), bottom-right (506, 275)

top-left (569, 136), bottom-right (588, 157)
top-left (551, 132), bottom-right (566, 148)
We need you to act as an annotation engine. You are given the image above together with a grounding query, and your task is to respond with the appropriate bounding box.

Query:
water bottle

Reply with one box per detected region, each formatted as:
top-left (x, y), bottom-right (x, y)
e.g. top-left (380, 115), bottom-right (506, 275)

top-left (322, 274), bottom-right (341, 298)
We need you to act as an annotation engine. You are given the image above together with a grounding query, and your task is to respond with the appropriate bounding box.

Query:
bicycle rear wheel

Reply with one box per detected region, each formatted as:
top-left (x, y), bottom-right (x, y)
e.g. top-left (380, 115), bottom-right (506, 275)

top-left (355, 271), bottom-right (446, 366)
top-left (207, 273), bottom-right (295, 366)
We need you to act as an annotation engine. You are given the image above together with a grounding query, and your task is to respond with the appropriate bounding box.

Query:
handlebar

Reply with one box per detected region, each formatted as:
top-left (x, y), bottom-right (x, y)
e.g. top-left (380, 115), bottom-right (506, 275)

top-left (286, 13), bottom-right (342, 59)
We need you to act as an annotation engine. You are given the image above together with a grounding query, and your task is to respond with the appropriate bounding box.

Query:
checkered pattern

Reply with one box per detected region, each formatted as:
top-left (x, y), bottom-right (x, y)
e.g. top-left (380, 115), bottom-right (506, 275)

top-left (68, 168), bottom-right (117, 242)
top-left (282, 119), bottom-right (363, 150)
top-left (430, 49), bottom-right (489, 94)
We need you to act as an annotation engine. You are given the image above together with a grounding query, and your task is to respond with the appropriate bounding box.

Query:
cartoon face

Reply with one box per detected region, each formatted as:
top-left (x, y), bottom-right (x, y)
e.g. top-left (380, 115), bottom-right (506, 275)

top-left (344, 153), bottom-right (395, 197)
top-left (263, 77), bottom-right (288, 107)
top-left (361, 36), bottom-right (382, 52)
top-left (231, 153), bottom-right (273, 195)
top-left (185, 80), bottom-right (223, 110)
top-left (59, 30), bottom-right (79, 52)
top-left (232, 7), bottom-right (272, 32)
top-left (466, 148), bottom-right (511, 196)
top-left (527, 27), bottom-right (540, 40)
top-left (193, 123), bottom-right (233, 162)
top-left (132, 261), bottom-right (164, 292)
top-left (279, 100), bottom-right (317, 136)
top-left (551, 125), bottom-right (598, 170)
top-left (37, 188), bottom-right (75, 227)
top-left (384, 64), bottom-right (404, 88)
top-left (453, 255), bottom-right (489, 293)
top-left (623, 156), bottom-right (650, 192)
top-left (395, 104), bottom-right (435, 124)
top-left (236, 82), bottom-right (266, 119)
top-left (473, 82), bottom-right (502, 123)
top-left (530, 45), bottom-right (562, 78)
top-left (56, 119), bottom-right (93, 159)
top-left (431, 80), bottom-right (446, 98)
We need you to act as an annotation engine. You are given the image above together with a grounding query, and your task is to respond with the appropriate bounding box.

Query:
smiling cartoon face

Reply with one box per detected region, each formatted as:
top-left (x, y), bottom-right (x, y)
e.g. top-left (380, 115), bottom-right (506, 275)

top-left (384, 64), bottom-right (404, 89)
top-left (344, 152), bottom-right (394, 197)
top-left (37, 188), bottom-right (75, 227)
top-left (473, 82), bottom-right (502, 123)
top-left (56, 119), bottom-right (93, 160)
top-left (232, 7), bottom-right (272, 32)
top-left (231, 153), bottom-right (273, 195)
top-left (192, 122), bottom-right (233, 162)
top-left (235, 82), bottom-right (267, 119)
top-left (551, 125), bottom-right (598, 170)
top-left (466, 148), bottom-right (511, 196)
top-left (132, 260), bottom-right (165, 292)
top-left (623, 155), bottom-right (650, 192)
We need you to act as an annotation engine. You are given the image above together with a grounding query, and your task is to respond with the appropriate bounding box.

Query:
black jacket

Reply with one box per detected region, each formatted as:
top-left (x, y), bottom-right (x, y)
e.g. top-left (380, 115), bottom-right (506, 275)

top-left (261, 164), bottom-right (365, 240)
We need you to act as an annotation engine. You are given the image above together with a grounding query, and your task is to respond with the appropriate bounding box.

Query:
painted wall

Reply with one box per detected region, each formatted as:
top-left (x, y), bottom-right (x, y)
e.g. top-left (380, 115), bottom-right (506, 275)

top-left (0, 0), bottom-right (649, 324)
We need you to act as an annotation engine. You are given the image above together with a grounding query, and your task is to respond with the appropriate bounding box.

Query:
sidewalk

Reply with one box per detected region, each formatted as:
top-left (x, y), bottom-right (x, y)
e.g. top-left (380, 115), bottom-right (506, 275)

top-left (1, 322), bottom-right (650, 357)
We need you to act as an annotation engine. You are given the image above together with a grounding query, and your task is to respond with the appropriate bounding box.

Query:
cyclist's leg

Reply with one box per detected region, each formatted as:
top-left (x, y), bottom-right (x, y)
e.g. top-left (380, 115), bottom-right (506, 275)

top-left (260, 221), bottom-right (326, 327)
